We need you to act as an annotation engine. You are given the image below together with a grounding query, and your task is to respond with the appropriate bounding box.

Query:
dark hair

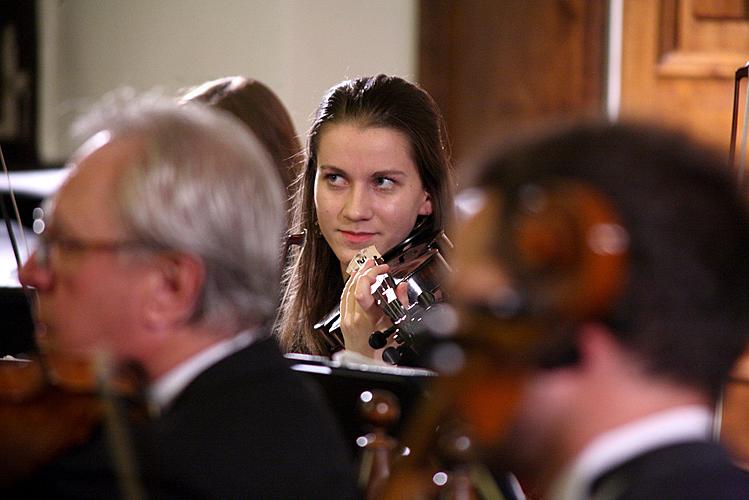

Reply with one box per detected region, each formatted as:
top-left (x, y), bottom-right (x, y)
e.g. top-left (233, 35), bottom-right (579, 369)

top-left (276, 74), bottom-right (454, 354)
top-left (181, 76), bottom-right (302, 201)
top-left (470, 121), bottom-right (749, 399)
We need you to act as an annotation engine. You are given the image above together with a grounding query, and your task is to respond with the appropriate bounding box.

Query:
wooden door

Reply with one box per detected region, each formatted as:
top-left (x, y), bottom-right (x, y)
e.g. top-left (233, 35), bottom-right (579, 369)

top-left (419, 0), bottom-right (607, 165)
top-left (620, 0), bottom-right (749, 150)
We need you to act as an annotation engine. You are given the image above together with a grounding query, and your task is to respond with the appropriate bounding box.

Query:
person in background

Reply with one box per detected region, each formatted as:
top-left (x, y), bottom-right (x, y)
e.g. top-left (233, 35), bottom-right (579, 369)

top-left (180, 76), bottom-right (302, 205)
top-left (449, 121), bottom-right (749, 499)
top-left (10, 95), bottom-right (357, 499)
top-left (275, 74), bottom-right (454, 362)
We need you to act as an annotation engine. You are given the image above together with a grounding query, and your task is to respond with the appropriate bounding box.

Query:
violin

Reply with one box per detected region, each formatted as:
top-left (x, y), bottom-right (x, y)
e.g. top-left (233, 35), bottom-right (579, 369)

top-left (372, 181), bottom-right (629, 498)
top-left (313, 219), bottom-right (453, 364)
top-left (0, 349), bottom-right (147, 488)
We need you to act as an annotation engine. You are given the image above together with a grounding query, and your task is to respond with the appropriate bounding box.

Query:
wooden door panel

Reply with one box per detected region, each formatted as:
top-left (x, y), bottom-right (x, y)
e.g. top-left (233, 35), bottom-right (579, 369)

top-left (621, 0), bottom-right (749, 149)
top-left (419, 0), bottom-right (606, 164)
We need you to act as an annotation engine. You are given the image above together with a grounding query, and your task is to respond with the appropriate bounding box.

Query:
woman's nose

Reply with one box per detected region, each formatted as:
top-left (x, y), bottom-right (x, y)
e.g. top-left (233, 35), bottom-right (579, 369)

top-left (342, 185), bottom-right (374, 221)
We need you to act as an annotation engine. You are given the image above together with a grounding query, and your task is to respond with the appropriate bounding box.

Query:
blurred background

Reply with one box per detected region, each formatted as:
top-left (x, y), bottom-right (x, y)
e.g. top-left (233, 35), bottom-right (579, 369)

top-left (3, 0), bottom-right (748, 170)
top-left (3, 0), bottom-right (749, 468)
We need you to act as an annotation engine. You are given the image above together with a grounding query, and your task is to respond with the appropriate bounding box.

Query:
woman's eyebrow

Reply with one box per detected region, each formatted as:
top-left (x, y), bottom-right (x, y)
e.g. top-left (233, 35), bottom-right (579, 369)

top-left (317, 165), bottom-right (344, 172)
top-left (371, 169), bottom-right (407, 177)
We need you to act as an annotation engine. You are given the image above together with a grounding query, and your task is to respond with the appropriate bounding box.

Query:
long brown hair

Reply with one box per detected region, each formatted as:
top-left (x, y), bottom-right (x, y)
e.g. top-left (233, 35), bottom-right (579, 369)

top-left (275, 74), bottom-right (454, 354)
top-left (181, 76), bottom-right (302, 202)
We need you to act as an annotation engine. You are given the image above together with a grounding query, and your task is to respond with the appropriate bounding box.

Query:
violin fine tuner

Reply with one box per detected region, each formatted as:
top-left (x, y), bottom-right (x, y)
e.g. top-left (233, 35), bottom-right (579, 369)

top-left (367, 266), bottom-right (437, 365)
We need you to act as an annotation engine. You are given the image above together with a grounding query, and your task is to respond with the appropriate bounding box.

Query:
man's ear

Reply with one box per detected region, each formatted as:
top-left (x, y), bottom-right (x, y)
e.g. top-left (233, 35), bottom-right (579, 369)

top-left (536, 323), bottom-right (617, 372)
top-left (576, 322), bottom-right (621, 370)
top-left (142, 252), bottom-right (205, 330)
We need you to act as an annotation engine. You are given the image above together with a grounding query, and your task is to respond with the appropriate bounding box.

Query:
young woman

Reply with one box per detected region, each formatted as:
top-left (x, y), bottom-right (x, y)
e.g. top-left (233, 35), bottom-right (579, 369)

top-left (276, 74), bottom-right (453, 361)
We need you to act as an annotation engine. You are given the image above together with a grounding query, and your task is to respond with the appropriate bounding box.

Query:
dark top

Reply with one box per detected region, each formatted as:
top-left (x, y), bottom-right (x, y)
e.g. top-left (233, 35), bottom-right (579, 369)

top-left (591, 440), bottom-right (749, 500)
top-left (7, 336), bottom-right (359, 499)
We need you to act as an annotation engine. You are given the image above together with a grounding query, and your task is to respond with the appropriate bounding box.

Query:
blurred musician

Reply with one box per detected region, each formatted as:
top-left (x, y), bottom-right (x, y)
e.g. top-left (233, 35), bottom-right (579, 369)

top-left (179, 75), bottom-right (303, 209)
top-left (450, 122), bottom-right (749, 499)
top-left (8, 95), bottom-right (357, 498)
top-left (275, 74), bottom-right (454, 362)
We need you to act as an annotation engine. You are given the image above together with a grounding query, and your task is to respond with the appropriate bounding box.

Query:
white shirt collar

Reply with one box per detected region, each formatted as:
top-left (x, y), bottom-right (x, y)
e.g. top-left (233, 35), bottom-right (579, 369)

top-left (550, 405), bottom-right (713, 500)
top-left (147, 329), bottom-right (259, 417)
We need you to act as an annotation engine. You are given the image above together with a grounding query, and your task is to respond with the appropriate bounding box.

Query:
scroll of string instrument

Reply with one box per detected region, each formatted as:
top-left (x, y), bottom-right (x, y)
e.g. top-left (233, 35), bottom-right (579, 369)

top-left (314, 219), bottom-right (453, 365)
top-left (0, 145), bottom-right (147, 497)
top-left (369, 181), bottom-right (629, 499)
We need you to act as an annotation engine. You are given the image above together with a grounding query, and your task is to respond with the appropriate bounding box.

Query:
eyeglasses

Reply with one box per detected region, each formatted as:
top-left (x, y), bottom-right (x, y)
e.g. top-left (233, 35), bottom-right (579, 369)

top-left (33, 233), bottom-right (152, 270)
top-left (31, 210), bottom-right (153, 270)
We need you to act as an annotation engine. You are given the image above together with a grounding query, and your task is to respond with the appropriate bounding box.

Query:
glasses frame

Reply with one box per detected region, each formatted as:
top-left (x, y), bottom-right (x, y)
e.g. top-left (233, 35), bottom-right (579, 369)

top-left (33, 231), bottom-right (154, 270)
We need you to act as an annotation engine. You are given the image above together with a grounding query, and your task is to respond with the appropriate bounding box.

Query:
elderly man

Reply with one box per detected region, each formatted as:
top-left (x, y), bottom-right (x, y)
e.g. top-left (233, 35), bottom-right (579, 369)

top-left (10, 97), bottom-right (356, 498)
top-left (448, 122), bottom-right (749, 499)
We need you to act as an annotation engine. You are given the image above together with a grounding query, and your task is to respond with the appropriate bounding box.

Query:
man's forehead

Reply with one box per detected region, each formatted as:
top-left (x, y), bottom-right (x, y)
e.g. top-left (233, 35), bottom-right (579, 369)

top-left (64, 134), bottom-right (144, 188)
top-left (71, 130), bottom-right (113, 163)
top-left (51, 134), bottom-right (144, 233)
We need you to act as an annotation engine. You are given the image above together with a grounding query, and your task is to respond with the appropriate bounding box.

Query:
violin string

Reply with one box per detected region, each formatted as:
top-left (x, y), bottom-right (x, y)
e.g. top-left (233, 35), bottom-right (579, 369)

top-left (0, 145), bottom-right (31, 263)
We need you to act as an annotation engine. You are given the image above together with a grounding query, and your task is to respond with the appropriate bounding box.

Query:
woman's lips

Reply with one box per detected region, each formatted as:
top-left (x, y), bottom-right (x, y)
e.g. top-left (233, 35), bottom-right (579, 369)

top-left (340, 230), bottom-right (376, 245)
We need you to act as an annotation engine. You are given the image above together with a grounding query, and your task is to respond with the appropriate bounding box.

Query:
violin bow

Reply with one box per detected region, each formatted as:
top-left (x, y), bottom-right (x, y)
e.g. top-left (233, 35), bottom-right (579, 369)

top-left (0, 142), bottom-right (42, 359)
top-left (0, 143), bottom-right (31, 277)
top-left (0, 143), bottom-right (144, 500)
top-left (729, 62), bottom-right (749, 188)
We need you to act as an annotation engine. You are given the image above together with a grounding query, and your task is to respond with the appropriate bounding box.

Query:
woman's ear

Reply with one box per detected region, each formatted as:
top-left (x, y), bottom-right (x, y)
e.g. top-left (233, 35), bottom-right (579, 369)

top-left (418, 191), bottom-right (433, 216)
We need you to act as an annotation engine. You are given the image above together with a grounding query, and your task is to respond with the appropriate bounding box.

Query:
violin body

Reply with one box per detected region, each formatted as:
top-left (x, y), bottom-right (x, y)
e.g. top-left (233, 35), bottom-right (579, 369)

top-left (314, 222), bottom-right (452, 362)
top-left (0, 354), bottom-right (146, 487)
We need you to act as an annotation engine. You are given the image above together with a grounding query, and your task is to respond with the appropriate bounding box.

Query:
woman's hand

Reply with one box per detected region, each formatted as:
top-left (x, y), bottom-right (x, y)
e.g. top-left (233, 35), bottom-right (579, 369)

top-left (339, 258), bottom-right (408, 360)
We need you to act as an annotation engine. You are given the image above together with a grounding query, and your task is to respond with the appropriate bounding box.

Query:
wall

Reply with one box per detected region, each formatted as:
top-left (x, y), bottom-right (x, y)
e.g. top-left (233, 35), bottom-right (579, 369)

top-left (38, 0), bottom-right (417, 163)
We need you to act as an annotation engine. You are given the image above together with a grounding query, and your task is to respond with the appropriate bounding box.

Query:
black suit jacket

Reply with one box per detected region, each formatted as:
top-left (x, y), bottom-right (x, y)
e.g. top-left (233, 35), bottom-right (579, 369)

top-left (591, 440), bottom-right (749, 500)
top-left (9, 336), bottom-right (359, 499)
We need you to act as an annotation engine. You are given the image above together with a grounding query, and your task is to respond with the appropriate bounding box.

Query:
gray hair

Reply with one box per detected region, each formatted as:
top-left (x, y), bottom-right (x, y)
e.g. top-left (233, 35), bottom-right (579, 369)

top-left (74, 93), bottom-right (285, 329)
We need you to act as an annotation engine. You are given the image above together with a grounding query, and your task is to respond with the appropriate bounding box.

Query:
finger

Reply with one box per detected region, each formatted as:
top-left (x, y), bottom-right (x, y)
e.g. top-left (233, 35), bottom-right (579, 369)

top-left (395, 281), bottom-right (410, 306)
top-left (340, 272), bottom-right (358, 321)
top-left (353, 260), bottom-right (389, 282)
top-left (374, 314), bottom-right (395, 332)
top-left (368, 263), bottom-right (390, 279)
top-left (350, 256), bottom-right (376, 278)
top-left (352, 261), bottom-right (389, 298)
top-left (353, 271), bottom-right (377, 309)
top-left (359, 257), bottom-right (376, 272)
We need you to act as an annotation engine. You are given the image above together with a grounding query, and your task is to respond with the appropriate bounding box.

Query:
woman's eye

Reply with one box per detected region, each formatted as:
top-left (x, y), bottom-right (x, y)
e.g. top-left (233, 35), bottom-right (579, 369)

top-left (325, 173), bottom-right (346, 186)
top-left (374, 176), bottom-right (396, 189)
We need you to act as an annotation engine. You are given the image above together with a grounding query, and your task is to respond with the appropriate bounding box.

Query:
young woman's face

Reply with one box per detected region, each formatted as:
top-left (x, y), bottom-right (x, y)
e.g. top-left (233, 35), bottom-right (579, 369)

top-left (314, 123), bottom-right (432, 274)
